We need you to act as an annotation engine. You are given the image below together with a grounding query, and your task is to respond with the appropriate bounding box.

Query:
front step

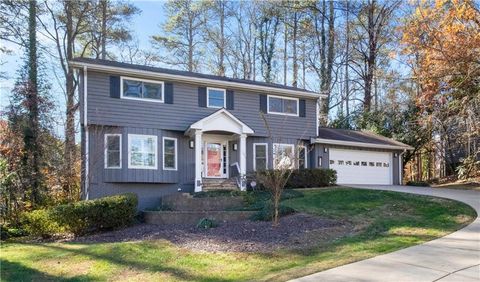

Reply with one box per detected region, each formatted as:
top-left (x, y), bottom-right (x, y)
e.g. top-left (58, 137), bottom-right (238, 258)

top-left (202, 178), bottom-right (238, 191)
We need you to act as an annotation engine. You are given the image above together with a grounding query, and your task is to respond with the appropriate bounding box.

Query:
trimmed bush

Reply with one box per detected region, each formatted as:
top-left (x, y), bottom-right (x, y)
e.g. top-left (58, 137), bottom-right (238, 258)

top-left (406, 181), bottom-right (430, 187)
top-left (285, 169), bottom-right (337, 188)
top-left (23, 193), bottom-right (138, 237)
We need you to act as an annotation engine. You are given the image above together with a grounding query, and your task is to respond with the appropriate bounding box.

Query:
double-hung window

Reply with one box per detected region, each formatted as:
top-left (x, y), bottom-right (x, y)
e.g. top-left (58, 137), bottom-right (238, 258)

top-left (128, 134), bottom-right (157, 169)
top-left (163, 137), bottom-right (177, 170)
top-left (267, 95), bottom-right (299, 116)
top-left (273, 143), bottom-right (295, 169)
top-left (121, 77), bottom-right (164, 102)
top-left (207, 87), bottom-right (226, 108)
top-left (105, 134), bottom-right (121, 169)
top-left (298, 145), bottom-right (307, 169)
top-left (253, 143), bottom-right (268, 171)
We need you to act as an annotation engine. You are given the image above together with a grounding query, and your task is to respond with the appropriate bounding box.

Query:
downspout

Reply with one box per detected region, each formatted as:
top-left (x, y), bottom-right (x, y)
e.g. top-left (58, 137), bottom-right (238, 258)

top-left (399, 149), bottom-right (406, 185)
top-left (83, 66), bottom-right (89, 200)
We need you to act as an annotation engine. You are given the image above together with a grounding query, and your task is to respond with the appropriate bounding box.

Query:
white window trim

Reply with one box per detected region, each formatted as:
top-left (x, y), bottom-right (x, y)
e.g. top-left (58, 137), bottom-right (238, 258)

top-left (206, 87), bottom-right (226, 108)
top-left (162, 137), bottom-right (178, 171)
top-left (298, 145), bottom-right (308, 169)
top-left (273, 143), bottom-right (295, 169)
top-left (253, 143), bottom-right (268, 171)
top-left (104, 134), bottom-right (122, 169)
top-left (128, 134), bottom-right (158, 170)
top-left (267, 94), bottom-right (299, 117)
top-left (120, 76), bottom-right (165, 103)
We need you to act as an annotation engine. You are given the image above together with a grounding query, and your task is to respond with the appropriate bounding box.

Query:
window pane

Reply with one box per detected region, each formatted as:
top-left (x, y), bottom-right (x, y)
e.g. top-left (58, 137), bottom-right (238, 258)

top-left (146, 153), bottom-right (155, 166)
top-left (255, 158), bottom-right (267, 170)
top-left (123, 80), bottom-right (142, 97)
top-left (284, 99), bottom-right (298, 114)
top-left (107, 152), bottom-right (120, 167)
top-left (269, 97), bottom-right (283, 112)
top-left (107, 136), bottom-right (120, 151)
top-left (273, 144), bottom-right (293, 169)
top-left (208, 89), bottom-right (225, 107)
top-left (144, 138), bottom-right (155, 153)
top-left (143, 82), bottom-right (162, 100)
top-left (164, 139), bottom-right (175, 154)
top-left (164, 154), bottom-right (175, 168)
top-left (131, 152), bottom-right (143, 165)
top-left (298, 147), bottom-right (306, 169)
top-left (255, 145), bottom-right (266, 157)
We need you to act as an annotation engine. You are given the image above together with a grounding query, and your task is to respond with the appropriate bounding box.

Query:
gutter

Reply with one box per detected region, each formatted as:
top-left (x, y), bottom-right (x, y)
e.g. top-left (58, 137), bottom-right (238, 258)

top-left (399, 149), bottom-right (407, 185)
top-left (311, 137), bottom-right (414, 151)
top-left (83, 66), bottom-right (89, 200)
top-left (68, 61), bottom-right (325, 99)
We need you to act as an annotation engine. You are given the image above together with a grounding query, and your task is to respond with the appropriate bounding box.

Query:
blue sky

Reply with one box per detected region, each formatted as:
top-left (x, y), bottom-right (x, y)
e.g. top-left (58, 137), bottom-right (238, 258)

top-left (0, 1), bottom-right (165, 136)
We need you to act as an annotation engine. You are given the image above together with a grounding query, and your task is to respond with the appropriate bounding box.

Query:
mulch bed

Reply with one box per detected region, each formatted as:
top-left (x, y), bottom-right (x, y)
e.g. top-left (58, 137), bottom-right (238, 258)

top-left (69, 213), bottom-right (353, 253)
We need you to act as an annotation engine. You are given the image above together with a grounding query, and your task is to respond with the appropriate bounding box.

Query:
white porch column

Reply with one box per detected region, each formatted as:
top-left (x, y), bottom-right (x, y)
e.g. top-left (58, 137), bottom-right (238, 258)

top-left (194, 130), bottom-right (203, 192)
top-left (239, 133), bottom-right (247, 191)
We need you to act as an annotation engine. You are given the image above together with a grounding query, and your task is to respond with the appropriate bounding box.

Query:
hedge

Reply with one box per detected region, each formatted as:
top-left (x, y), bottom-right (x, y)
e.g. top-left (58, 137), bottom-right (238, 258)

top-left (285, 168), bottom-right (337, 188)
top-left (23, 193), bottom-right (137, 238)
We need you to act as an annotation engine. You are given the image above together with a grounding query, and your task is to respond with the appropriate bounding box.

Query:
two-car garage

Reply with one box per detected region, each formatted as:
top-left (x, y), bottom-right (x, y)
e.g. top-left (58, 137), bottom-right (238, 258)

top-left (329, 148), bottom-right (393, 185)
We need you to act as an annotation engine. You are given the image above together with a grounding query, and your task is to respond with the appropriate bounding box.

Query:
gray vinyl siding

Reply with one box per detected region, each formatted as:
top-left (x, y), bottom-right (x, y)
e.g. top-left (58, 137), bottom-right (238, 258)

top-left (86, 71), bottom-right (317, 139)
top-left (88, 182), bottom-right (193, 210)
top-left (88, 125), bottom-right (195, 185)
top-left (312, 144), bottom-right (330, 169)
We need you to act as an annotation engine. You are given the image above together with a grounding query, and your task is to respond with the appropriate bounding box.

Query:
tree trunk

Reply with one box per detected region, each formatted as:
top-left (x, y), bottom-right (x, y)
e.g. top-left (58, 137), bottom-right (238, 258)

top-left (100, 0), bottom-right (107, 60)
top-left (64, 1), bottom-right (77, 199)
top-left (218, 1), bottom-right (225, 76)
top-left (364, 0), bottom-right (376, 112)
top-left (283, 19), bottom-right (287, 85)
top-left (26, 0), bottom-right (41, 206)
top-left (292, 11), bottom-right (298, 87)
top-left (345, 0), bottom-right (350, 118)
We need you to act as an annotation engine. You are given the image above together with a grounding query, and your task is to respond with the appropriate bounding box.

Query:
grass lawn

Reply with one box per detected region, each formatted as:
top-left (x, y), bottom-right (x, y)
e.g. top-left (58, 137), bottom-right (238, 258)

top-left (1, 188), bottom-right (476, 281)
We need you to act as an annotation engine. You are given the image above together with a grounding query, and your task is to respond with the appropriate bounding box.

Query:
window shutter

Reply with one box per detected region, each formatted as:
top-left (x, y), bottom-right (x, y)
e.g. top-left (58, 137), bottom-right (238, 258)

top-left (299, 99), bottom-right (306, 117)
top-left (110, 76), bottom-right (120, 98)
top-left (165, 82), bottom-right (174, 104)
top-left (226, 90), bottom-right (234, 110)
top-left (259, 94), bottom-right (267, 113)
top-left (198, 87), bottom-right (207, 107)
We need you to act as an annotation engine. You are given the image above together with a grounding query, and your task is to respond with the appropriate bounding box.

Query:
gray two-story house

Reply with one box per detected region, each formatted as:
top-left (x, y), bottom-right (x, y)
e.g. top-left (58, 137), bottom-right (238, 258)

top-left (71, 58), bottom-right (412, 210)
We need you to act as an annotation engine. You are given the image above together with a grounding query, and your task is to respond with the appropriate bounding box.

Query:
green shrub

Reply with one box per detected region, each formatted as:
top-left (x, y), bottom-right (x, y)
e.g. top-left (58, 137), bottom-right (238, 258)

top-left (406, 181), bottom-right (430, 187)
top-left (22, 209), bottom-right (64, 238)
top-left (196, 218), bottom-right (217, 229)
top-left (286, 168), bottom-right (337, 188)
top-left (0, 224), bottom-right (28, 240)
top-left (22, 193), bottom-right (138, 237)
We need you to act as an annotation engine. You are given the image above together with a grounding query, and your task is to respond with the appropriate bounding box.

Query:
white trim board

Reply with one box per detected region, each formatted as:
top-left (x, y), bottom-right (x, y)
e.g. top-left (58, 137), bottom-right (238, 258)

top-left (206, 87), bottom-right (226, 108)
top-left (311, 138), bottom-right (414, 151)
top-left (69, 60), bottom-right (325, 99)
top-left (267, 94), bottom-right (299, 117)
top-left (253, 143), bottom-right (268, 171)
top-left (104, 134), bottom-right (122, 169)
top-left (127, 134), bottom-right (158, 170)
top-left (162, 137), bottom-right (178, 171)
top-left (120, 76), bottom-right (165, 103)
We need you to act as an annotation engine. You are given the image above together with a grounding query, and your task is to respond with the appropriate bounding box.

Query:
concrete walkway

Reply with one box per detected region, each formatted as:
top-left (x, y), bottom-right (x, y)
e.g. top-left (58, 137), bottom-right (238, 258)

top-left (291, 185), bottom-right (480, 282)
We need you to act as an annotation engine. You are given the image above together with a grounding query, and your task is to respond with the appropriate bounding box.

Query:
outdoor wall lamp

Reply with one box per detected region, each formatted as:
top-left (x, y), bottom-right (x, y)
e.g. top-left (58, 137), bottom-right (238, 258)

top-left (233, 143), bottom-right (238, 151)
top-left (189, 140), bottom-right (195, 149)
top-left (324, 147), bottom-right (328, 153)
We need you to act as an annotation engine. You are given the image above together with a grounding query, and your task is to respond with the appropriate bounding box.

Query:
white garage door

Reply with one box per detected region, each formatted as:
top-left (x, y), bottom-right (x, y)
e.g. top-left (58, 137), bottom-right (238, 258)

top-left (329, 148), bottom-right (393, 185)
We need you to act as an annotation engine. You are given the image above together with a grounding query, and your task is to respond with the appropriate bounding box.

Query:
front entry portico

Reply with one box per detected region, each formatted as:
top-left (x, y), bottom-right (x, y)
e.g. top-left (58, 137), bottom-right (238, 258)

top-left (186, 109), bottom-right (254, 192)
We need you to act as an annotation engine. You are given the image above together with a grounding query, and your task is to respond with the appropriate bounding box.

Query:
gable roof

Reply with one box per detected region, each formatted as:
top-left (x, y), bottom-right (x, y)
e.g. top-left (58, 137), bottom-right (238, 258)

top-left (311, 127), bottom-right (414, 150)
top-left (69, 58), bottom-right (323, 99)
top-left (186, 108), bottom-right (254, 136)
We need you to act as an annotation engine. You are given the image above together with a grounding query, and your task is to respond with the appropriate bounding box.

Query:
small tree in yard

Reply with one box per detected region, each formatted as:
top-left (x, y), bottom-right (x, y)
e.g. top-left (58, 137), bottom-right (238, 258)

top-left (256, 113), bottom-right (312, 226)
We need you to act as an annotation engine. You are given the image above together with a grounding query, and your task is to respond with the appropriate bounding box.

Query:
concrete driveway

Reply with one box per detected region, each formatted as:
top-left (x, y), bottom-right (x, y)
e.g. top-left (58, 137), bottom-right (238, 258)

top-left (291, 185), bottom-right (480, 282)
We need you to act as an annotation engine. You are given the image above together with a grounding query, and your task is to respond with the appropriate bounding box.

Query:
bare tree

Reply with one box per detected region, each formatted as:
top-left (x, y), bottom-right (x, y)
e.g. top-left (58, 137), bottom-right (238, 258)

top-left (152, 0), bottom-right (206, 72)
top-left (257, 3), bottom-right (280, 83)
